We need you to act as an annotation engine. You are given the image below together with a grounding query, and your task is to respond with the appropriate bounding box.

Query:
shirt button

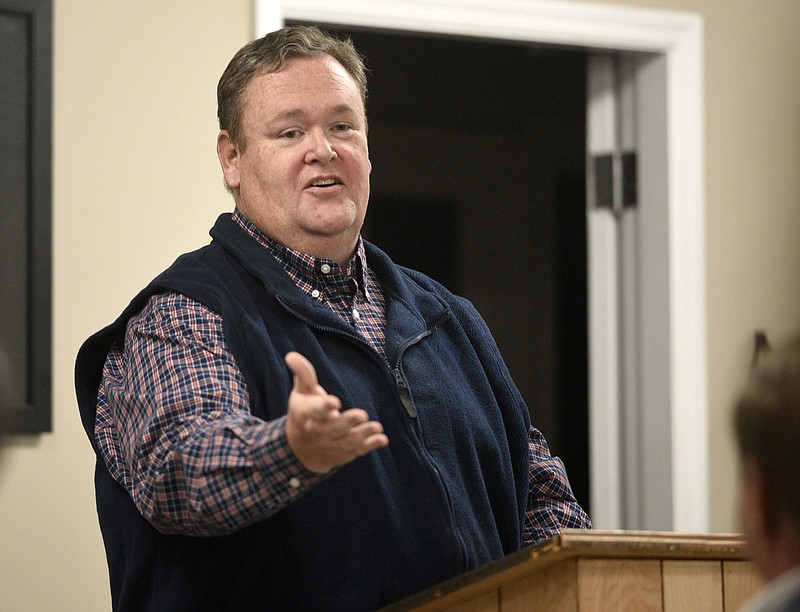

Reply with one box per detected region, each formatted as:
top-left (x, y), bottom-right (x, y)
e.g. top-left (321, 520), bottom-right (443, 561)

top-left (352, 308), bottom-right (360, 319)
top-left (320, 264), bottom-right (332, 274)
top-left (311, 289), bottom-right (320, 299)
top-left (289, 477), bottom-right (301, 489)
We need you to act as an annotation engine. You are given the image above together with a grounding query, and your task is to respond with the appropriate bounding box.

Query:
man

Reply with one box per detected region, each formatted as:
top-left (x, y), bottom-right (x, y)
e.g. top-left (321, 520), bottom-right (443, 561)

top-left (75, 25), bottom-right (590, 611)
top-left (735, 334), bottom-right (800, 612)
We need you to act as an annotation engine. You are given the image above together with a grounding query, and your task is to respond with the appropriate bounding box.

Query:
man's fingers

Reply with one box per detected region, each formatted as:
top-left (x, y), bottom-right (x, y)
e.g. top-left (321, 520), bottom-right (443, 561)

top-left (362, 432), bottom-right (390, 452)
top-left (351, 421), bottom-right (389, 447)
top-left (306, 395), bottom-right (342, 422)
top-left (302, 409), bottom-right (387, 444)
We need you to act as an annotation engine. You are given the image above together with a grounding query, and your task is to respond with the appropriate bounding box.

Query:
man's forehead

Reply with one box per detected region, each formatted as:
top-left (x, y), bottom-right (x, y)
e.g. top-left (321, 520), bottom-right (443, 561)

top-left (243, 58), bottom-right (365, 118)
top-left (250, 55), bottom-right (357, 94)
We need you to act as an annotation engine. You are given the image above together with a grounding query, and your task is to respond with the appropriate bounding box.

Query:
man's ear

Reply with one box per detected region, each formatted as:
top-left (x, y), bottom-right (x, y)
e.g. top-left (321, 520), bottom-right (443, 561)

top-left (217, 130), bottom-right (241, 190)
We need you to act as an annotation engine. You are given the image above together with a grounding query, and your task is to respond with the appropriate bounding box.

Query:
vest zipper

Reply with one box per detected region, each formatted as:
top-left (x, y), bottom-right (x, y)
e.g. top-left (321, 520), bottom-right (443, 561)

top-left (391, 328), bottom-right (436, 419)
top-left (392, 368), bottom-right (416, 418)
top-left (392, 331), bottom-right (468, 570)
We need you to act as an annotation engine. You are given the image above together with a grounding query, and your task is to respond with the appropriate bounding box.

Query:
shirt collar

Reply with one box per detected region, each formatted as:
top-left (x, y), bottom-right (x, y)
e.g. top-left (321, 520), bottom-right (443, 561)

top-left (231, 209), bottom-right (371, 301)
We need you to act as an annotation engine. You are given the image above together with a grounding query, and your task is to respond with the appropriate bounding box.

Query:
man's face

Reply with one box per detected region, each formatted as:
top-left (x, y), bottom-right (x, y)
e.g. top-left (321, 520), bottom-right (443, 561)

top-left (218, 55), bottom-right (371, 264)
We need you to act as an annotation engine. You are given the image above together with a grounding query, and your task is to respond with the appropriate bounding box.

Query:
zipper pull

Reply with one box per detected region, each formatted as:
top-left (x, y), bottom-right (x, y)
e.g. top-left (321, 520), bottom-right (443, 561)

top-left (393, 368), bottom-right (417, 418)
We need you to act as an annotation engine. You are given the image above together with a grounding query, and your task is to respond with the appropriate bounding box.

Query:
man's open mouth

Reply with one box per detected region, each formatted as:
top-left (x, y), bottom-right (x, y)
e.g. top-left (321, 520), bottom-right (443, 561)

top-left (309, 178), bottom-right (339, 187)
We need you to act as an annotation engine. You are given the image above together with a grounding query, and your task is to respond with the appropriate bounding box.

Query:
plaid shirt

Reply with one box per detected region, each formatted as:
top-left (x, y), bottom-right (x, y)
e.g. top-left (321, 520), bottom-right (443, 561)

top-left (97, 211), bottom-right (590, 541)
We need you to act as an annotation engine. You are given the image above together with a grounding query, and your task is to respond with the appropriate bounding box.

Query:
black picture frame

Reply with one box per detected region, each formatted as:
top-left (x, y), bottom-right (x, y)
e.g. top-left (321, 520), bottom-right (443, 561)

top-left (0, 0), bottom-right (52, 433)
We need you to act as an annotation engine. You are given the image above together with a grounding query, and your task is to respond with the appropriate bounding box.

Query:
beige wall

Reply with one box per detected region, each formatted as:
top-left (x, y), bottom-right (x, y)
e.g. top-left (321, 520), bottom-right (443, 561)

top-left (0, 1), bottom-right (252, 610)
top-left (1, 0), bottom-right (799, 609)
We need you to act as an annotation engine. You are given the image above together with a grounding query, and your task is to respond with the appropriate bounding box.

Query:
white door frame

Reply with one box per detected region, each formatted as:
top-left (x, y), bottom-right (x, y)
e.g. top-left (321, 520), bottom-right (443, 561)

top-left (255, 0), bottom-right (708, 533)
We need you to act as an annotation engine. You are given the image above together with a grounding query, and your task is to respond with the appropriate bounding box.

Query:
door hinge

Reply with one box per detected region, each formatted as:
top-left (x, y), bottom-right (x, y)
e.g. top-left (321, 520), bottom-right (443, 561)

top-left (592, 150), bottom-right (637, 212)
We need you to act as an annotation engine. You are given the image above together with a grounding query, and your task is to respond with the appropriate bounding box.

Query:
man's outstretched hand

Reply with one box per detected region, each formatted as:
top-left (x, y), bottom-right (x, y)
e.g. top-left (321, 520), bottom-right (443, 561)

top-left (284, 351), bottom-right (389, 474)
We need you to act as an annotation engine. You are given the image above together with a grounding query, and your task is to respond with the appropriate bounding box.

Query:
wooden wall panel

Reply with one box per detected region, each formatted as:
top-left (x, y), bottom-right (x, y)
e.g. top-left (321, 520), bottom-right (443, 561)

top-left (723, 560), bottom-right (762, 610)
top-left (578, 559), bottom-right (662, 611)
top-left (663, 560), bottom-right (723, 612)
top-left (443, 590), bottom-right (498, 612)
top-left (502, 560), bottom-right (577, 612)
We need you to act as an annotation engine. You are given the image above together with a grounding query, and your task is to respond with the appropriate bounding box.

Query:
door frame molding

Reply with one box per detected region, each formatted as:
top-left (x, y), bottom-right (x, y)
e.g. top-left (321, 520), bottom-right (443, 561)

top-left (255, 0), bottom-right (707, 532)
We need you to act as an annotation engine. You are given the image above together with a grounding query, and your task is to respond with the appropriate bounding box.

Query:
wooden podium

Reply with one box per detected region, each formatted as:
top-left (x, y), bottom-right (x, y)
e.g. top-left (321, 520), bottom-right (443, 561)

top-left (383, 530), bottom-right (762, 611)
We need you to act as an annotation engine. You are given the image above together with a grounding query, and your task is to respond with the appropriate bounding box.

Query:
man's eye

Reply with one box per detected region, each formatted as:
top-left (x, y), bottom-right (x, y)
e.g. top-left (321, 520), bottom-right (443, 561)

top-left (281, 129), bottom-right (300, 139)
top-left (332, 124), bottom-right (351, 133)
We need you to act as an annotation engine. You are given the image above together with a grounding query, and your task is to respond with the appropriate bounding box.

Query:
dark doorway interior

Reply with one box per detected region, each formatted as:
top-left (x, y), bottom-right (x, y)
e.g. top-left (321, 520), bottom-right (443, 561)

top-left (295, 23), bottom-right (590, 513)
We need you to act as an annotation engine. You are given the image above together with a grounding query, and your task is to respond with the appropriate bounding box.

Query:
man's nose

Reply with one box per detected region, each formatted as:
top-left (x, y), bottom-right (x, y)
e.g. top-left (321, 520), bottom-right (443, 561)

top-left (304, 129), bottom-right (337, 164)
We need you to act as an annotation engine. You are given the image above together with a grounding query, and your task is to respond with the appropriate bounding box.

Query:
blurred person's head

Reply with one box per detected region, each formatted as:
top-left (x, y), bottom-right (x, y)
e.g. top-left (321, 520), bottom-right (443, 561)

top-left (734, 334), bottom-right (800, 581)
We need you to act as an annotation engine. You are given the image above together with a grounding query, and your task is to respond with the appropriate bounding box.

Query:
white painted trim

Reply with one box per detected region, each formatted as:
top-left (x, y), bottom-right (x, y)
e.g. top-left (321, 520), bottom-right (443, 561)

top-left (256, 0), bottom-right (708, 533)
top-left (586, 54), bottom-right (622, 530)
top-left (664, 19), bottom-right (707, 533)
top-left (254, 0), bottom-right (284, 33)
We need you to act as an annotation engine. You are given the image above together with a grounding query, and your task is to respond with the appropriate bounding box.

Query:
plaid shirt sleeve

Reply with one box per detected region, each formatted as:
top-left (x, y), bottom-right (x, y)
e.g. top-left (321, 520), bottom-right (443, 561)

top-left (523, 426), bottom-right (592, 546)
top-left (96, 292), bottom-right (323, 537)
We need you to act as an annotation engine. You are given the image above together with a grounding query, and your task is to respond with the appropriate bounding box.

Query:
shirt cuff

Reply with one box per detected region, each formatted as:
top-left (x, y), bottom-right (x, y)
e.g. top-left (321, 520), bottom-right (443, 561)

top-left (254, 414), bottom-right (325, 501)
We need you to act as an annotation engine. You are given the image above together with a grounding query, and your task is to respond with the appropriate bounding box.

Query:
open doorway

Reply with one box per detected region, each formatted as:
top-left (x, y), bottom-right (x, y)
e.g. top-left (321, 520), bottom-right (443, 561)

top-left (294, 23), bottom-right (591, 512)
top-left (269, 0), bottom-right (707, 533)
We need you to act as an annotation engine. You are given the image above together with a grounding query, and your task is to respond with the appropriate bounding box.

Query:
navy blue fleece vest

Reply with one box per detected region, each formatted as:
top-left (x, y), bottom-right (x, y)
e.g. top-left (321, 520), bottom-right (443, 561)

top-left (75, 213), bottom-right (530, 611)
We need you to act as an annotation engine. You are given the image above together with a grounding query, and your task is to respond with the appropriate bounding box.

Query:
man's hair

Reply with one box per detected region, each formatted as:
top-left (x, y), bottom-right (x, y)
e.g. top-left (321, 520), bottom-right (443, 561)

top-left (734, 334), bottom-right (800, 528)
top-left (217, 25), bottom-right (368, 149)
